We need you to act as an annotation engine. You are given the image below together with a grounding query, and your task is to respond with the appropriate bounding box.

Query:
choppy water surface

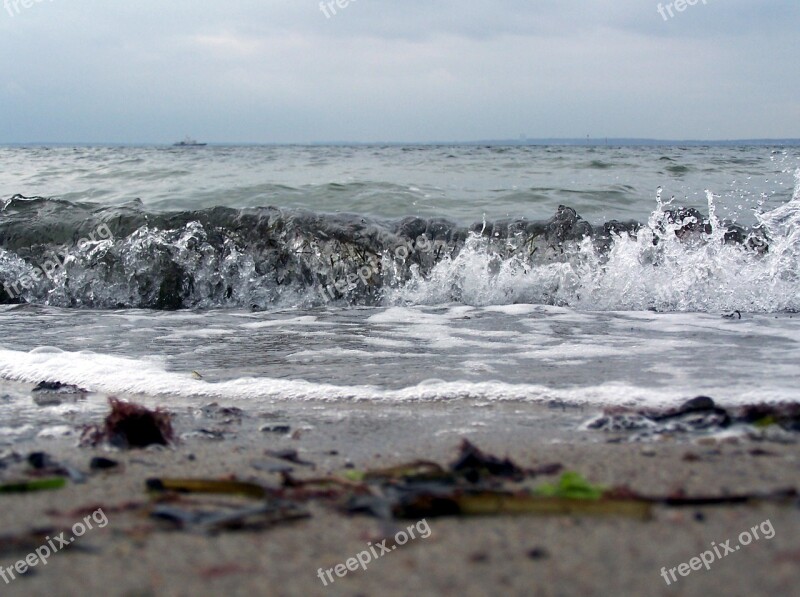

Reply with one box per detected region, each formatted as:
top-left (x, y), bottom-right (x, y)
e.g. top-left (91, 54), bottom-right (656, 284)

top-left (1, 145), bottom-right (798, 423)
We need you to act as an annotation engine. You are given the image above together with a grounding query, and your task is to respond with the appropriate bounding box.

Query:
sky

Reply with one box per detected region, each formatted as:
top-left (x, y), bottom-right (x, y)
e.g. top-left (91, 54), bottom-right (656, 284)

top-left (1, 0), bottom-right (798, 144)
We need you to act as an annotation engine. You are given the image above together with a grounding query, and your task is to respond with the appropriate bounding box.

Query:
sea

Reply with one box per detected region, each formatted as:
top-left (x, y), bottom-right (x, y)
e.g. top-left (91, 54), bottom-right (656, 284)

top-left (1, 144), bottom-right (799, 442)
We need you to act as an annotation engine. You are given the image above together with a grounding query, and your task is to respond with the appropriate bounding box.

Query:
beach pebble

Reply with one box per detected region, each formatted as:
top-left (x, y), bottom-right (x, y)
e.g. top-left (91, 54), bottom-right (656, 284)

top-left (90, 456), bottom-right (120, 470)
top-left (36, 425), bottom-right (74, 439)
top-left (527, 548), bottom-right (550, 560)
top-left (259, 424), bottom-right (291, 434)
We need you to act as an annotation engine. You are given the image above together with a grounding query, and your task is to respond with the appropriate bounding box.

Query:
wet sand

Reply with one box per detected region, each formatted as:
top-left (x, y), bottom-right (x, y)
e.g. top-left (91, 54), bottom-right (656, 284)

top-left (0, 389), bottom-right (798, 597)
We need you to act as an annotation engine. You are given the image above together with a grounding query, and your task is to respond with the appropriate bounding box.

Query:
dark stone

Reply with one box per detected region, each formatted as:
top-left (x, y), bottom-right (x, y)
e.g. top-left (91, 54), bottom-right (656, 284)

top-left (90, 457), bottom-right (120, 470)
top-left (527, 547), bottom-right (550, 560)
top-left (260, 424), bottom-right (291, 434)
top-left (680, 396), bottom-right (717, 412)
top-left (28, 452), bottom-right (54, 469)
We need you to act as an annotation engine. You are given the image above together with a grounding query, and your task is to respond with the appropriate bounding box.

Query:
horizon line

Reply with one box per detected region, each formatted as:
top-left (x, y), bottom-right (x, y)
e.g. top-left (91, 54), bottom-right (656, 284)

top-left (2, 137), bottom-right (800, 147)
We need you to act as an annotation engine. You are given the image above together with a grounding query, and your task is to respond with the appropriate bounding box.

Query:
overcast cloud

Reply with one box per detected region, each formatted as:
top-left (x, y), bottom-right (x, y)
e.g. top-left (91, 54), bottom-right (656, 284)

top-left (1, 0), bottom-right (798, 143)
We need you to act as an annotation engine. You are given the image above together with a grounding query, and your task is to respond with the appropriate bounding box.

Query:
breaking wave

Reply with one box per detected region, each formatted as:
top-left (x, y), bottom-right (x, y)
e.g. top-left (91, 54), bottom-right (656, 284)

top-left (1, 170), bottom-right (798, 313)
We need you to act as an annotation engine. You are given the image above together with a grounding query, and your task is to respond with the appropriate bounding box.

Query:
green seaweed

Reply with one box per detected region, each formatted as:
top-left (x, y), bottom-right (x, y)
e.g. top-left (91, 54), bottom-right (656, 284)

top-left (533, 472), bottom-right (605, 500)
top-left (0, 477), bottom-right (67, 494)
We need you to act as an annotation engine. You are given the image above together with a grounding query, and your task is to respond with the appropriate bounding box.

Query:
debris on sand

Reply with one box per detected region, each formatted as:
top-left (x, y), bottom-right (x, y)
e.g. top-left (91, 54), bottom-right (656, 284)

top-left (27, 452), bottom-right (86, 483)
top-left (450, 440), bottom-right (527, 482)
top-left (90, 457), bottom-right (120, 471)
top-left (81, 398), bottom-right (175, 449)
top-left (32, 381), bottom-right (87, 394)
top-left (0, 477), bottom-right (67, 494)
top-left (31, 380), bottom-right (88, 406)
top-left (584, 396), bottom-right (800, 441)
top-left (145, 478), bottom-right (309, 532)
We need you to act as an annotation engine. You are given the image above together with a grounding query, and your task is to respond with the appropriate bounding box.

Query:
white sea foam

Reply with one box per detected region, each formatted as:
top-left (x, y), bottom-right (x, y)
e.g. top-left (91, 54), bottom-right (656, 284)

top-left (387, 171), bottom-right (800, 313)
top-left (0, 345), bottom-right (797, 407)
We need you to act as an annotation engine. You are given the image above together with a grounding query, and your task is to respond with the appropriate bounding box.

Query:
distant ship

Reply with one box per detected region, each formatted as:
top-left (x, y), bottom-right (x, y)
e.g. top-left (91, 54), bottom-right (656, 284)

top-left (173, 137), bottom-right (207, 147)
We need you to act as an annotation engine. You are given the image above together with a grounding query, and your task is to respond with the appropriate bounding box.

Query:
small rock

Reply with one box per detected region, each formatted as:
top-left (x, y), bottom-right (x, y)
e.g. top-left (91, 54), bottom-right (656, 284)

top-left (251, 460), bottom-right (294, 474)
top-left (527, 548), bottom-right (550, 560)
top-left (265, 449), bottom-right (315, 467)
top-left (680, 396), bottom-right (717, 412)
top-left (32, 381), bottom-right (87, 394)
top-left (90, 457), bottom-right (120, 470)
top-left (28, 452), bottom-right (55, 469)
top-left (259, 424), bottom-right (291, 434)
top-left (181, 429), bottom-right (226, 441)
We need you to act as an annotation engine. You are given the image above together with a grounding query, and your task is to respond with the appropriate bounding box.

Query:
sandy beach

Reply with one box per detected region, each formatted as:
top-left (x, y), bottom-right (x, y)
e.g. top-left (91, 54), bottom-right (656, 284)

top-left (2, 3), bottom-right (799, 596)
top-left (0, 387), bottom-right (798, 597)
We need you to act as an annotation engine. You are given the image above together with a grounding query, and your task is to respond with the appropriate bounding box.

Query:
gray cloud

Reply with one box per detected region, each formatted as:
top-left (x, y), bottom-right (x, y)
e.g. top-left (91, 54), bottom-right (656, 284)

top-left (0, 0), bottom-right (798, 142)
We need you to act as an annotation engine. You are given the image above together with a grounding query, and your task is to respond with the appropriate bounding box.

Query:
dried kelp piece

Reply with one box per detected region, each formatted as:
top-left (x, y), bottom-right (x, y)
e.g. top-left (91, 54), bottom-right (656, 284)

top-left (531, 463), bottom-right (565, 476)
top-left (602, 486), bottom-right (798, 507)
top-left (363, 460), bottom-right (449, 483)
top-left (393, 490), bottom-right (653, 520)
top-left (145, 476), bottom-right (309, 533)
top-left (735, 403), bottom-right (800, 431)
top-left (346, 495), bottom-right (395, 520)
top-left (146, 478), bottom-right (272, 499)
top-left (279, 472), bottom-right (368, 500)
top-left (584, 397), bottom-right (800, 439)
top-left (82, 398), bottom-right (174, 449)
top-left (450, 440), bottom-right (527, 482)
top-left (150, 502), bottom-right (309, 533)
top-left (340, 446), bottom-right (638, 520)
top-left (656, 488), bottom-right (798, 507)
top-left (0, 477), bottom-right (67, 494)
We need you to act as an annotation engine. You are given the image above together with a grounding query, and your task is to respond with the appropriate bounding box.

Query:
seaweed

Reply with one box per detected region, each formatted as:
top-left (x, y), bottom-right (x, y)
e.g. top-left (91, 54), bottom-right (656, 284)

top-left (450, 440), bottom-right (527, 482)
top-left (393, 491), bottom-right (653, 520)
top-left (585, 396), bottom-right (800, 439)
top-left (145, 477), bottom-right (309, 532)
top-left (0, 477), bottom-right (67, 494)
top-left (22, 440), bottom-right (793, 543)
top-left (532, 472), bottom-right (606, 500)
top-left (146, 478), bottom-right (272, 499)
top-left (81, 398), bottom-right (174, 449)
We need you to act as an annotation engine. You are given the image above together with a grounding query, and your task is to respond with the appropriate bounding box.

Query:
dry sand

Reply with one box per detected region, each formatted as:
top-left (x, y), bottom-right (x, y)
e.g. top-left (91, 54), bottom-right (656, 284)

top-left (0, 397), bottom-right (798, 597)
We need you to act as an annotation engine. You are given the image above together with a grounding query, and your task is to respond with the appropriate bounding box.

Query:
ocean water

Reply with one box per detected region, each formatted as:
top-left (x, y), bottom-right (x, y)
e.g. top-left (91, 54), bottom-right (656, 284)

top-left (1, 145), bottom-right (799, 435)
